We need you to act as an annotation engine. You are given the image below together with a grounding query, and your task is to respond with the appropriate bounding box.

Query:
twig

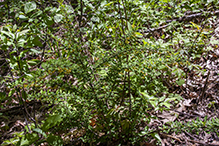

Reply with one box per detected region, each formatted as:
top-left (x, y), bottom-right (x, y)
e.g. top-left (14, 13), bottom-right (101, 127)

top-left (160, 133), bottom-right (182, 143)
top-left (138, 10), bottom-right (219, 34)
top-left (183, 130), bottom-right (198, 140)
top-left (118, 0), bottom-right (124, 35)
top-left (173, 110), bottom-right (204, 118)
top-left (79, 0), bottom-right (83, 39)
top-left (187, 139), bottom-right (219, 146)
top-left (199, 70), bottom-right (210, 103)
top-left (184, 130), bottom-right (219, 146)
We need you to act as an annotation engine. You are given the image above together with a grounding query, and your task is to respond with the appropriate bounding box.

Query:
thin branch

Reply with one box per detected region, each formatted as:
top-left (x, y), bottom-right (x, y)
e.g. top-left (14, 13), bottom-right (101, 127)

top-left (183, 130), bottom-right (198, 140)
top-left (187, 139), bottom-right (219, 146)
top-left (160, 133), bottom-right (182, 143)
top-left (79, 0), bottom-right (83, 39)
top-left (199, 70), bottom-right (210, 103)
top-left (138, 10), bottom-right (219, 34)
top-left (118, 1), bottom-right (124, 35)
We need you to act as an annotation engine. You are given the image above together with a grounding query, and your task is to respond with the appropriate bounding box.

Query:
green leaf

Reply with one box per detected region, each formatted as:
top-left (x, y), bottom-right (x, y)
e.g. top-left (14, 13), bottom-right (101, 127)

top-left (127, 22), bottom-right (132, 32)
top-left (135, 32), bottom-right (143, 38)
top-left (161, 0), bottom-right (170, 2)
top-left (91, 16), bottom-right (100, 23)
top-left (32, 36), bottom-right (43, 47)
top-left (33, 128), bottom-right (47, 138)
top-left (17, 133), bottom-right (39, 146)
top-left (161, 102), bottom-right (172, 108)
top-left (149, 99), bottom-right (158, 108)
top-left (21, 90), bottom-right (27, 100)
top-left (152, 133), bottom-right (162, 143)
top-left (9, 89), bottom-right (15, 97)
top-left (17, 38), bottom-right (27, 47)
top-left (30, 10), bottom-right (42, 18)
top-left (41, 115), bottom-right (62, 131)
top-left (13, 24), bottom-right (17, 32)
top-left (30, 49), bottom-right (41, 54)
top-left (54, 14), bottom-right (63, 23)
top-left (24, 2), bottom-right (37, 14)
top-left (176, 79), bottom-right (185, 86)
top-left (24, 73), bottom-right (33, 78)
top-left (27, 59), bottom-right (40, 66)
top-left (0, 92), bottom-right (6, 100)
top-left (19, 15), bottom-right (28, 20)
top-left (45, 16), bottom-right (54, 26)
top-left (17, 29), bottom-right (29, 37)
top-left (158, 65), bottom-right (167, 71)
top-left (64, 5), bottom-right (74, 14)
top-left (1, 30), bottom-right (14, 39)
top-left (159, 95), bottom-right (166, 102)
top-left (105, 2), bottom-right (114, 7)
top-left (210, 38), bottom-right (219, 45)
top-left (47, 134), bottom-right (63, 146)
top-left (2, 138), bottom-right (19, 146)
top-left (206, 46), bottom-right (213, 51)
top-left (16, 29), bottom-right (29, 41)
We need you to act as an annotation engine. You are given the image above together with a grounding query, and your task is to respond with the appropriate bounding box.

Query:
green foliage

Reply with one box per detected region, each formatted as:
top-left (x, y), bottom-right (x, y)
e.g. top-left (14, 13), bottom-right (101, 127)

top-left (164, 117), bottom-right (219, 137)
top-left (1, 0), bottom-right (218, 145)
top-left (24, 1), bottom-right (37, 14)
top-left (42, 115), bottom-right (63, 131)
top-left (2, 115), bottom-right (63, 146)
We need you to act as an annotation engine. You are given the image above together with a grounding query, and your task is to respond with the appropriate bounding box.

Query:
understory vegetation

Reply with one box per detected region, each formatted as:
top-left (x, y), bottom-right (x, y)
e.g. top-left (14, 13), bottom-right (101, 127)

top-left (0, 0), bottom-right (219, 145)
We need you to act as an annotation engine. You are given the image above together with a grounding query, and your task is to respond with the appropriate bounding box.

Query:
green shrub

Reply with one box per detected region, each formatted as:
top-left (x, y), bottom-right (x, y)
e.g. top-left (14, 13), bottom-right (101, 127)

top-left (1, 0), bottom-right (218, 145)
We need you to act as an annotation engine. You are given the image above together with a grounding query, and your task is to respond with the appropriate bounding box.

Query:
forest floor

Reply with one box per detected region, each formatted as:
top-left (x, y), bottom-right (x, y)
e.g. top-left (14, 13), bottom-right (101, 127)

top-left (1, 5), bottom-right (219, 146)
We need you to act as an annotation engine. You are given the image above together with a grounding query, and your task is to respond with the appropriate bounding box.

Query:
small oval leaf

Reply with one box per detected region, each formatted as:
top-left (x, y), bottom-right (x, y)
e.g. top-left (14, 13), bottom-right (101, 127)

top-left (54, 14), bottom-right (63, 23)
top-left (25, 2), bottom-right (37, 14)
